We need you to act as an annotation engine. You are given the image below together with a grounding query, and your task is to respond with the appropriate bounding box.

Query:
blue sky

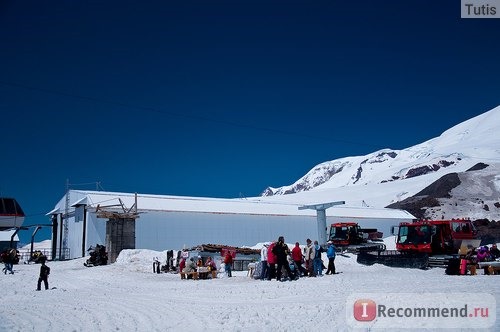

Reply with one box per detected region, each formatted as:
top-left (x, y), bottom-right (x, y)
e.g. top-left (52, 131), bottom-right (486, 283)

top-left (1, 1), bottom-right (499, 243)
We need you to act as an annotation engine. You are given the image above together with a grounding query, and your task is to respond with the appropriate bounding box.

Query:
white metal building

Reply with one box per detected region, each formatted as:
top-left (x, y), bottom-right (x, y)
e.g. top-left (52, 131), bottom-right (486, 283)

top-left (48, 190), bottom-right (415, 259)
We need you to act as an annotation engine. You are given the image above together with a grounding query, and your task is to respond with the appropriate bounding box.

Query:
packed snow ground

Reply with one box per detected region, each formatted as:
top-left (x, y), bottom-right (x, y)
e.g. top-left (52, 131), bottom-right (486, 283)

top-left (1, 243), bottom-right (499, 332)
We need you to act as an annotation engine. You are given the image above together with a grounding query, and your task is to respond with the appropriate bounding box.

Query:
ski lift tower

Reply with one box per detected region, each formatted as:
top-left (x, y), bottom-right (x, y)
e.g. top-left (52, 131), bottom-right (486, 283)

top-left (299, 201), bottom-right (345, 245)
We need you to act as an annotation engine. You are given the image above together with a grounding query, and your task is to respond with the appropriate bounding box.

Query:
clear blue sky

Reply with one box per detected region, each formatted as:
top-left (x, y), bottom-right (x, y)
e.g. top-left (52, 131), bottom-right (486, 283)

top-left (1, 1), bottom-right (499, 243)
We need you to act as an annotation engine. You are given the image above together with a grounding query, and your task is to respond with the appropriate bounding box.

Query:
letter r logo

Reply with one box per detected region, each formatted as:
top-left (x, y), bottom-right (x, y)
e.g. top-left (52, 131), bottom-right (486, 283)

top-left (353, 299), bottom-right (376, 321)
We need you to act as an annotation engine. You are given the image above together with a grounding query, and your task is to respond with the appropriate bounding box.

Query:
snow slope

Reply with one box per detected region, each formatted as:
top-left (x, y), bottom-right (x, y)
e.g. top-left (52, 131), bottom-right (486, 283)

top-left (1, 247), bottom-right (498, 331)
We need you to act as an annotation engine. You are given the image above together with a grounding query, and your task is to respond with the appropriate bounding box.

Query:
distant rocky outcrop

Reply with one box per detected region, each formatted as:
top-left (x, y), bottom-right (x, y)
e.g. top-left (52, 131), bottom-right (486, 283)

top-left (466, 162), bottom-right (489, 172)
top-left (414, 172), bottom-right (461, 198)
top-left (474, 219), bottom-right (500, 245)
top-left (386, 196), bottom-right (440, 220)
top-left (403, 160), bottom-right (456, 179)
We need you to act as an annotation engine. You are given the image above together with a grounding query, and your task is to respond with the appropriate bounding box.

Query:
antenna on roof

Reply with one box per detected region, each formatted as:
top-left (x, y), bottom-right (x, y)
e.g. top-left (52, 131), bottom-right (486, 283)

top-left (96, 181), bottom-right (105, 191)
top-left (62, 178), bottom-right (70, 260)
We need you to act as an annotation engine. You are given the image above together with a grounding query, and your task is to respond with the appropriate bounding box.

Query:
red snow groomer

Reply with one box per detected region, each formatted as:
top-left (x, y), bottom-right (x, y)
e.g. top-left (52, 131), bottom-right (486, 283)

top-left (395, 219), bottom-right (476, 255)
top-left (357, 219), bottom-right (479, 268)
top-left (328, 222), bottom-right (385, 252)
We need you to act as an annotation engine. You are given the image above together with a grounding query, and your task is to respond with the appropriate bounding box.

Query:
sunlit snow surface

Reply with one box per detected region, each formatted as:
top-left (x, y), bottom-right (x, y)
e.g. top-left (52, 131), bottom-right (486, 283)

top-left (1, 243), bottom-right (498, 331)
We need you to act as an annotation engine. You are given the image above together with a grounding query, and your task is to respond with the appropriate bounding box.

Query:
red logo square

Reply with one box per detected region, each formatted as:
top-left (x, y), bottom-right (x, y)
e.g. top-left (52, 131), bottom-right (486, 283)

top-left (353, 299), bottom-right (376, 321)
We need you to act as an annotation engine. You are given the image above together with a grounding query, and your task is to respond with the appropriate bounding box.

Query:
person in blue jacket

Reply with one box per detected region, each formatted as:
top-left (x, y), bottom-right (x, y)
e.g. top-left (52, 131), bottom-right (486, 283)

top-left (313, 240), bottom-right (323, 277)
top-left (325, 241), bottom-right (336, 275)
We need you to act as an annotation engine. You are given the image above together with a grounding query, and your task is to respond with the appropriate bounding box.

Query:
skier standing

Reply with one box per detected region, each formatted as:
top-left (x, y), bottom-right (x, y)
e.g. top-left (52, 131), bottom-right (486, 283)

top-left (37, 257), bottom-right (50, 291)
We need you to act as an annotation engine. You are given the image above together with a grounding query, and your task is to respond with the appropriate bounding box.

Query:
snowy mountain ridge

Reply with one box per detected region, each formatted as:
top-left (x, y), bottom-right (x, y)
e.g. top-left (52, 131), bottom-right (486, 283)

top-left (262, 105), bottom-right (500, 199)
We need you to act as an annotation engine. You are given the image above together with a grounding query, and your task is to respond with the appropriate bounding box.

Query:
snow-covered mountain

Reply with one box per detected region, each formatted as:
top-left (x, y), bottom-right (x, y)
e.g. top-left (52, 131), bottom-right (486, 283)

top-left (259, 105), bottom-right (500, 218)
top-left (387, 162), bottom-right (500, 221)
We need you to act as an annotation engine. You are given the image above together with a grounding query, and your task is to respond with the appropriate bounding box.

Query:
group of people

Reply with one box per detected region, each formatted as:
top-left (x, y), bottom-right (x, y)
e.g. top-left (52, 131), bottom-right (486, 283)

top-left (259, 236), bottom-right (337, 282)
top-left (1, 248), bottom-right (50, 290)
top-left (179, 255), bottom-right (220, 279)
top-left (450, 243), bottom-right (500, 276)
top-left (476, 244), bottom-right (500, 262)
top-left (176, 237), bottom-right (336, 281)
top-left (1, 248), bottom-right (18, 275)
top-left (172, 236), bottom-right (339, 281)
top-left (465, 244), bottom-right (500, 264)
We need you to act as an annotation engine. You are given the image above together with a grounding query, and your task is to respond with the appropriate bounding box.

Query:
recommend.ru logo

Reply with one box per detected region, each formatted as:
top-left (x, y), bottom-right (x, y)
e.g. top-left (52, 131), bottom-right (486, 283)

top-left (347, 293), bottom-right (496, 329)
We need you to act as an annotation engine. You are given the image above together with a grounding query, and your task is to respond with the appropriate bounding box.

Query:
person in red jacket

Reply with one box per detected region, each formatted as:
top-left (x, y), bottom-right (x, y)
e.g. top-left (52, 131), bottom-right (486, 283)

top-left (291, 242), bottom-right (307, 277)
top-left (266, 242), bottom-right (277, 280)
top-left (223, 251), bottom-right (233, 277)
top-left (179, 257), bottom-right (186, 273)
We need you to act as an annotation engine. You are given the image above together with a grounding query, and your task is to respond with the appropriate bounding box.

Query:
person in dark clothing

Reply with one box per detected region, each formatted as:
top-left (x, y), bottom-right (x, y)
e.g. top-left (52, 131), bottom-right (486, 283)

top-left (37, 257), bottom-right (50, 291)
top-left (272, 236), bottom-right (295, 281)
top-left (490, 244), bottom-right (500, 259)
top-left (2, 249), bottom-right (16, 274)
top-left (2, 249), bottom-right (13, 274)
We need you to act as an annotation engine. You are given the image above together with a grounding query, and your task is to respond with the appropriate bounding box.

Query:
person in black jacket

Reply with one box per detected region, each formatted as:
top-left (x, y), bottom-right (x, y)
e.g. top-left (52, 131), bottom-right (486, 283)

top-left (490, 244), bottom-right (500, 259)
top-left (37, 257), bottom-right (50, 291)
top-left (2, 249), bottom-right (14, 274)
top-left (272, 236), bottom-right (295, 281)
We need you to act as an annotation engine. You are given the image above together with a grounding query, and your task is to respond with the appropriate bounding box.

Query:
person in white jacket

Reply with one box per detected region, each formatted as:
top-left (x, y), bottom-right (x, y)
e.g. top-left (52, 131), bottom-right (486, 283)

top-left (304, 239), bottom-right (316, 277)
top-left (260, 243), bottom-right (269, 280)
top-left (183, 258), bottom-right (197, 273)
